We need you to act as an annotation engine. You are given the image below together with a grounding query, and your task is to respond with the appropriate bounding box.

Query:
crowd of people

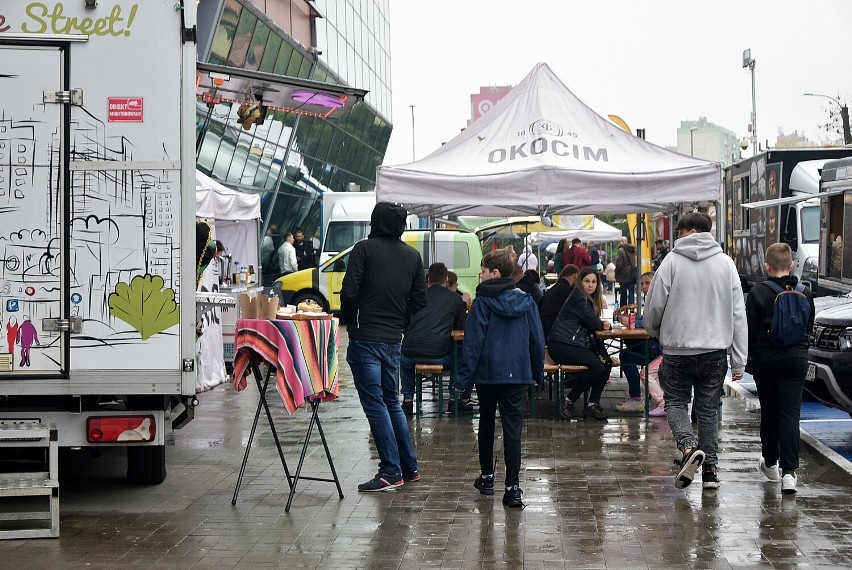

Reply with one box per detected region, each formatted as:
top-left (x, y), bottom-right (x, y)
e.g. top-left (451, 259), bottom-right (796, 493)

top-left (340, 204), bottom-right (812, 506)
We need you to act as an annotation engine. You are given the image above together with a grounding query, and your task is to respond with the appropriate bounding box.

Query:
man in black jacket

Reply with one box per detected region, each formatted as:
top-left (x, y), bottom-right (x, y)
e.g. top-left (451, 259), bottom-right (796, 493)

top-left (293, 227), bottom-right (316, 270)
top-left (400, 262), bottom-right (467, 415)
top-left (341, 203), bottom-right (427, 492)
top-left (539, 264), bottom-right (579, 337)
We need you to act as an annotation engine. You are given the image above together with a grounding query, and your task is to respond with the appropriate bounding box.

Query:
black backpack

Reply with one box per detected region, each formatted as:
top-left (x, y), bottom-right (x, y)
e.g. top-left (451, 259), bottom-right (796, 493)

top-left (763, 280), bottom-right (810, 347)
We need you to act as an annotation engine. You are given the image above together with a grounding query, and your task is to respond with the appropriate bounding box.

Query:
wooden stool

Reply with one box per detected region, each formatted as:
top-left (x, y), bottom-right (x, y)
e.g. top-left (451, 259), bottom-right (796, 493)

top-left (414, 364), bottom-right (447, 417)
top-left (558, 365), bottom-right (590, 415)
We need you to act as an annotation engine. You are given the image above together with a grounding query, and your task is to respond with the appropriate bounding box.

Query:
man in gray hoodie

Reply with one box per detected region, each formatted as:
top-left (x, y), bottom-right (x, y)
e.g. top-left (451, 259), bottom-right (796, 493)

top-left (644, 212), bottom-right (747, 491)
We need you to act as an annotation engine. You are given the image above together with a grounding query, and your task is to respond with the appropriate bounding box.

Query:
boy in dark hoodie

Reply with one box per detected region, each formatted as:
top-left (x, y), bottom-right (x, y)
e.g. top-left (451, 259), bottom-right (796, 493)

top-left (341, 202), bottom-right (427, 492)
top-left (452, 248), bottom-right (545, 508)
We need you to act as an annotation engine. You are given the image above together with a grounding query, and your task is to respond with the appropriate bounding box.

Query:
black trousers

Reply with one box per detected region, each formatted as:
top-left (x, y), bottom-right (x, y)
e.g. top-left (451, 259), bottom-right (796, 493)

top-left (476, 383), bottom-right (525, 488)
top-left (548, 340), bottom-right (612, 404)
top-left (753, 358), bottom-right (808, 471)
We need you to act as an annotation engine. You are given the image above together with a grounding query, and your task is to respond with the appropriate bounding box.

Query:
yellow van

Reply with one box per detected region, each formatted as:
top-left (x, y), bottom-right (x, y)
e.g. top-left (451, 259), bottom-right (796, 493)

top-left (276, 230), bottom-right (483, 312)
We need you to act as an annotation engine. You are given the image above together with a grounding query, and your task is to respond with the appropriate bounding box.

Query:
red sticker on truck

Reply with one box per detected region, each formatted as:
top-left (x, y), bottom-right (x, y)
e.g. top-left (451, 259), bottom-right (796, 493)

top-left (108, 97), bottom-right (143, 122)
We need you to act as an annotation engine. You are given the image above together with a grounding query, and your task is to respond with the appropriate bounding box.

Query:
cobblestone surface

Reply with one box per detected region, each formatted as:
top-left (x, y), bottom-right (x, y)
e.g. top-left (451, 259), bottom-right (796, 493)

top-left (2, 332), bottom-right (851, 569)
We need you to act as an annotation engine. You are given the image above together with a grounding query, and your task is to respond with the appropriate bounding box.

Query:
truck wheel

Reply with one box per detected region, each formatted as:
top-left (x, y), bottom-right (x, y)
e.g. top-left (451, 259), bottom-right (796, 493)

top-left (292, 292), bottom-right (328, 312)
top-left (127, 445), bottom-right (167, 484)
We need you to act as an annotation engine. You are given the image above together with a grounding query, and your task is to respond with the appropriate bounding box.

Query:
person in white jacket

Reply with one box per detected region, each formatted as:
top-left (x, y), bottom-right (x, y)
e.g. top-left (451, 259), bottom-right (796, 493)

top-left (518, 244), bottom-right (538, 272)
top-left (643, 212), bottom-right (747, 492)
top-left (277, 233), bottom-right (298, 276)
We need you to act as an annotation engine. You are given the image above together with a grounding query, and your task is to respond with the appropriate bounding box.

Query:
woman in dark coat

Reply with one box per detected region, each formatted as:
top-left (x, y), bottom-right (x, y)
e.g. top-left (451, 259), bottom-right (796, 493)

top-left (547, 266), bottom-right (612, 420)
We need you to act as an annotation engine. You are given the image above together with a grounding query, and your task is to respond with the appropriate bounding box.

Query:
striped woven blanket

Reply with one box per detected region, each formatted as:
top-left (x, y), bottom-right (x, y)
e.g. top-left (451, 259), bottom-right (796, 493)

top-left (232, 318), bottom-right (340, 414)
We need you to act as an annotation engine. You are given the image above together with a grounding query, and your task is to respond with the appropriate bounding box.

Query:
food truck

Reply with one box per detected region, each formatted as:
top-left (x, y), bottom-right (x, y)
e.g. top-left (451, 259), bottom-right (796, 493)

top-left (0, 0), bottom-right (198, 483)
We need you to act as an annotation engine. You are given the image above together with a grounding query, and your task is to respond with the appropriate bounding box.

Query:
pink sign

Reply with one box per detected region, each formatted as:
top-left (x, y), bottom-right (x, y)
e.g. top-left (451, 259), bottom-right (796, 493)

top-left (470, 86), bottom-right (512, 121)
top-left (108, 97), bottom-right (143, 122)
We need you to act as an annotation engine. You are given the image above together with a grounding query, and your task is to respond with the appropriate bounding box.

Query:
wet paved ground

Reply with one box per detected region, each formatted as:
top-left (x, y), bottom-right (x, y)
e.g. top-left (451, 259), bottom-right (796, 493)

top-left (3, 331), bottom-right (852, 569)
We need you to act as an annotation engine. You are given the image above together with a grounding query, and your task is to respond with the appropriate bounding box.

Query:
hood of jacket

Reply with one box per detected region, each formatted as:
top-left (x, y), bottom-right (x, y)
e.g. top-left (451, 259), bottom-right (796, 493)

top-left (619, 242), bottom-right (636, 254)
top-left (672, 232), bottom-right (722, 261)
top-left (475, 277), bottom-right (531, 319)
top-left (368, 202), bottom-right (408, 238)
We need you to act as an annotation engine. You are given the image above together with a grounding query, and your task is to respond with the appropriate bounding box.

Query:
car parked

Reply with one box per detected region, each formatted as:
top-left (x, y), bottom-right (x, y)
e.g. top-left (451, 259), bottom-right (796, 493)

top-left (806, 293), bottom-right (852, 417)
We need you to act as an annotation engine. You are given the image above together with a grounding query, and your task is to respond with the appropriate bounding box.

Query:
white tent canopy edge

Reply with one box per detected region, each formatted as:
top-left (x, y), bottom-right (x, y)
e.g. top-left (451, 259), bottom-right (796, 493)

top-left (376, 62), bottom-right (720, 218)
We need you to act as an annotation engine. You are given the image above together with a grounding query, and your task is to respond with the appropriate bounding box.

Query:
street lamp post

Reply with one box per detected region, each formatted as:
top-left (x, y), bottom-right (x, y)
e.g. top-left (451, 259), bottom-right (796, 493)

top-left (742, 49), bottom-right (757, 154)
top-left (689, 126), bottom-right (698, 157)
top-left (803, 92), bottom-right (852, 145)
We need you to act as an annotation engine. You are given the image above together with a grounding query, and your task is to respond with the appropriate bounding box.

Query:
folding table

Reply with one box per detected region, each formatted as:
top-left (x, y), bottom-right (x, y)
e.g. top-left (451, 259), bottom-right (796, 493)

top-left (230, 317), bottom-right (343, 511)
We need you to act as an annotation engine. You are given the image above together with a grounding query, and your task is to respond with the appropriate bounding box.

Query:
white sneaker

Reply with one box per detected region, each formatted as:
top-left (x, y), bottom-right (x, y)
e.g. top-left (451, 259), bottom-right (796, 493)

top-left (759, 458), bottom-right (780, 481)
top-left (781, 473), bottom-right (797, 494)
top-left (615, 398), bottom-right (645, 412)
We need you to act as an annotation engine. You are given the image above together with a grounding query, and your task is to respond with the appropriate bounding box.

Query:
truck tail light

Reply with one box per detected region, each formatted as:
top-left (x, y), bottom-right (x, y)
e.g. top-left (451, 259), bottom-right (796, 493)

top-left (87, 416), bottom-right (156, 443)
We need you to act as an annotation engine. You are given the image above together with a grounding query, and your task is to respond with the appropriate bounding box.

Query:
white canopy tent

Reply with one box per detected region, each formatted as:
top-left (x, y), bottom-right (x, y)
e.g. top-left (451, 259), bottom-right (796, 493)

top-left (195, 170), bottom-right (261, 270)
top-left (194, 171), bottom-right (262, 393)
top-left (376, 62), bottom-right (720, 218)
top-left (530, 217), bottom-right (623, 245)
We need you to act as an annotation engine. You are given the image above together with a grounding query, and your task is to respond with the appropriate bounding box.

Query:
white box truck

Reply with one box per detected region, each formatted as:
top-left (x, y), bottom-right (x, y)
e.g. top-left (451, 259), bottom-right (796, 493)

top-left (0, 0), bottom-right (198, 483)
top-left (319, 191), bottom-right (376, 265)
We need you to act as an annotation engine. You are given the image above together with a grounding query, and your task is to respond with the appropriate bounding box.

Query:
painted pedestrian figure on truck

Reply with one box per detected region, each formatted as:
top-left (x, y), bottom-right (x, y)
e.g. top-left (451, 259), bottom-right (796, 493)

top-left (16, 316), bottom-right (38, 367)
top-left (5, 316), bottom-right (18, 355)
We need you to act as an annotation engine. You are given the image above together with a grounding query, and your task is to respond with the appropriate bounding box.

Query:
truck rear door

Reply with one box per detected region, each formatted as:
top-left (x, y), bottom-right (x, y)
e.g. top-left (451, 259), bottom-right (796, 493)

top-left (0, 42), bottom-right (68, 376)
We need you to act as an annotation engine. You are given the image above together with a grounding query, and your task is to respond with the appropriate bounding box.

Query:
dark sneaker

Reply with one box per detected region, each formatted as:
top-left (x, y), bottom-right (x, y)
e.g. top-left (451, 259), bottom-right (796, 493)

top-left (583, 403), bottom-right (608, 420)
top-left (675, 448), bottom-right (706, 489)
top-left (403, 470), bottom-right (421, 482)
top-left (448, 399), bottom-right (475, 415)
top-left (401, 400), bottom-right (414, 417)
top-left (474, 474), bottom-right (495, 496)
top-left (502, 484), bottom-right (525, 508)
top-left (702, 465), bottom-right (720, 490)
top-left (358, 473), bottom-right (403, 492)
top-left (560, 398), bottom-right (575, 420)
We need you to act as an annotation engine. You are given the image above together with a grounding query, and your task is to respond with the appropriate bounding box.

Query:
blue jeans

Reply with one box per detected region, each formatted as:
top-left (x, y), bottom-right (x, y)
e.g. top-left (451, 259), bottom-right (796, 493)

top-left (659, 350), bottom-right (727, 465)
top-left (621, 340), bottom-right (660, 399)
top-left (347, 340), bottom-right (418, 477)
top-left (399, 353), bottom-right (453, 400)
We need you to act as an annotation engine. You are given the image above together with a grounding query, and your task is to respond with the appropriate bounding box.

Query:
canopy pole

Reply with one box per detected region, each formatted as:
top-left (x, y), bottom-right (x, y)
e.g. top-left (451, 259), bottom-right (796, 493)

top-left (636, 212), bottom-right (645, 314)
top-left (429, 209), bottom-right (437, 267)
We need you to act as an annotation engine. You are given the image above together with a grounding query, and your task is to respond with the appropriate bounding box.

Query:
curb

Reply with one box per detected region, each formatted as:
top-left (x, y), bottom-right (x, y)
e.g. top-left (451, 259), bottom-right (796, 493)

top-left (724, 378), bottom-right (852, 477)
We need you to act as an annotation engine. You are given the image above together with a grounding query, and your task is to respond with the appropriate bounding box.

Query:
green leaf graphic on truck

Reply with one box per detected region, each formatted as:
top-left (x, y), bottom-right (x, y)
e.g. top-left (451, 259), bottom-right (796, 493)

top-left (108, 274), bottom-right (180, 340)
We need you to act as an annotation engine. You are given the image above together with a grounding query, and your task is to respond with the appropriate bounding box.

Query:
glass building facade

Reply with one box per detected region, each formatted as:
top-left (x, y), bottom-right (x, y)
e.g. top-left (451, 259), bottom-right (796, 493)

top-left (195, 0), bottom-right (392, 245)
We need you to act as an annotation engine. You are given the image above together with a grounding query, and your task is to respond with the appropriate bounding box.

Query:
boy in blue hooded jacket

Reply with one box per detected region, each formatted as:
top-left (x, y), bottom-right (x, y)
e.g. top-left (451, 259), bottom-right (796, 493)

top-left (452, 248), bottom-right (545, 508)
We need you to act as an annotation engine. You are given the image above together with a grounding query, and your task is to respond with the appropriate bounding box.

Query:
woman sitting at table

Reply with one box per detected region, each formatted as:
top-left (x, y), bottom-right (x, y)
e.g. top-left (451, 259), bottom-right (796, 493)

top-left (547, 266), bottom-right (612, 420)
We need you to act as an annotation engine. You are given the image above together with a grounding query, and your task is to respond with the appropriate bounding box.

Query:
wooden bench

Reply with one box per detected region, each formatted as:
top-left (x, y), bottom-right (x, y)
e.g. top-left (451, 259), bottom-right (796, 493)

top-left (527, 364), bottom-right (590, 419)
top-left (527, 364), bottom-right (562, 417)
top-left (414, 364), bottom-right (449, 417)
top-left (545, 365), bottom-right (590, 419)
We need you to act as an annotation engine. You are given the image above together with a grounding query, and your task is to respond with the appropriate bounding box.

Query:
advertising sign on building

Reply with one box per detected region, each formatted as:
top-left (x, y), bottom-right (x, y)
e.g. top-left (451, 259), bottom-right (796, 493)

top-left (470, 86), bottom-right (512, 123)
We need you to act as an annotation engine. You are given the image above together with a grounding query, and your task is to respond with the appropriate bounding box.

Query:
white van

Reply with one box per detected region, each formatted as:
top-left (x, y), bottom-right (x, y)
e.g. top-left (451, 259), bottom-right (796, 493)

top-left (277, 230), bottom-right (483, 312)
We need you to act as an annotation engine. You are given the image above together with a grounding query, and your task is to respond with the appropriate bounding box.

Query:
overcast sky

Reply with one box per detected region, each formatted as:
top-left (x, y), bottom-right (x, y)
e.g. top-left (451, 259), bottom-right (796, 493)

top-left (382, 0), bottom-right (852, 166)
